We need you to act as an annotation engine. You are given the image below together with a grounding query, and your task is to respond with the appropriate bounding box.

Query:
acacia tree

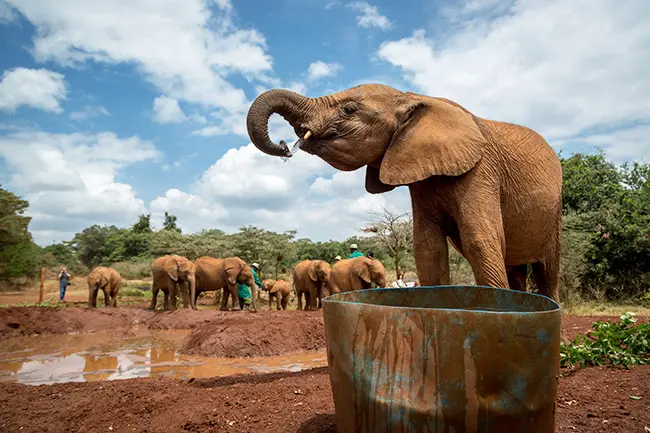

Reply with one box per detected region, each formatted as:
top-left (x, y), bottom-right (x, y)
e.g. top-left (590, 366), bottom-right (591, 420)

top-left (362, 208), bottom-right (413, 279)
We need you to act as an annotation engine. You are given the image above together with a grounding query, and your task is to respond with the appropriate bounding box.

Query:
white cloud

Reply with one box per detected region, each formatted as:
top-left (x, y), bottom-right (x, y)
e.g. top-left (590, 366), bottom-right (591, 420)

top-left (562, 124), bottom-right (650, 163)
top-left (307, 61), bottom-right (343, 82)
top-left (376, 0), bottom-right (650, 147)
top-left (0, 67), bottom-right (67, 114)
top-left (152, 96), bottom-right (187, 124)
top-left (69, 105), bottom-right (109, 121)
top-left (0, 0), bottom-right (17, 23)
top-left (0, 131), bottom-right (161, 244)
top-left (346, 2), bottom-right (392, 30)
top-left (6, 0), bottom-right (275, 135)
top-left (149, 143), bottom-right (411, 241)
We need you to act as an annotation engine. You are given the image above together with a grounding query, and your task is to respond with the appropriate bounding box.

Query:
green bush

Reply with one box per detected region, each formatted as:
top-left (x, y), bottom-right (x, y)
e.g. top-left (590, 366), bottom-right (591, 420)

top-left (560, 312), bottom-right (650, 369)
top-left (118, 285), bottom-right (151, 298)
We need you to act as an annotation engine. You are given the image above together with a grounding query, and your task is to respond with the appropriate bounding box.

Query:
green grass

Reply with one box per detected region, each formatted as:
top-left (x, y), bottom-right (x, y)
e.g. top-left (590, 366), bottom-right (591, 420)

top-left (117, 284), bottom-right (152, 299)
top-left (0, 298), bottom-right (68, 308)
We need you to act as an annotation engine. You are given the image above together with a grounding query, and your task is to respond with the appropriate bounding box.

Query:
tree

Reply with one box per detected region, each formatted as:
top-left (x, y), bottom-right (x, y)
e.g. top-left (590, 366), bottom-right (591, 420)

top-left (0, 184), bottom-right (32, 247)
top-left (163, 212), bottom-right (181, 233)
top-left (362, 208), bottom-right (413, 279)
top-left (70, 225), bottom-right (120, 267)
top-left (132, 214), bottom-right (152, 234)
top-left (0, 185), bottom-right (41, 282)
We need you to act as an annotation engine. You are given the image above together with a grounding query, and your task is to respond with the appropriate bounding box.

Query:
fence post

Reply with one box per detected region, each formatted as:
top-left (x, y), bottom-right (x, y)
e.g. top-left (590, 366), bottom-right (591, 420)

top-left (39, 268), bottom-right (45, 303)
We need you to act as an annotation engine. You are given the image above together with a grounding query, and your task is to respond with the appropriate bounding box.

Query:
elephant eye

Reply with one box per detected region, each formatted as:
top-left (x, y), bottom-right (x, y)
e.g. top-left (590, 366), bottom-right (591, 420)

top-left (341, 103), bottom-right (357, 115)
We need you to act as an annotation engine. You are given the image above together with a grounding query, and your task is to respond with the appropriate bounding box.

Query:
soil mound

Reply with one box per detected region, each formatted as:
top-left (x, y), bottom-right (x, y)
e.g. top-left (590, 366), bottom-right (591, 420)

top-left (0, 307), bottom-right (152, 338)
top-left (146, 309), bottom-right (222, 330)
top-left (180, 310), bottom-right (326, 357)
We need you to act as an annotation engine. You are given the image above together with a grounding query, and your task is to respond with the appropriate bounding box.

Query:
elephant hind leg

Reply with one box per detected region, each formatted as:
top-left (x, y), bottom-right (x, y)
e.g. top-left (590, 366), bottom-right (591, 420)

top-left (531, 258), bottom-right (559, 303)
top-left (506, 264), bottom-right (528, 292)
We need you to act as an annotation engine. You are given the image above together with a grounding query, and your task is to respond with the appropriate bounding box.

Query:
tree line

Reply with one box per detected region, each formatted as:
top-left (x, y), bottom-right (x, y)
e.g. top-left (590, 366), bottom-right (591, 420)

top-left (1, 151), bottom-right (649, 302)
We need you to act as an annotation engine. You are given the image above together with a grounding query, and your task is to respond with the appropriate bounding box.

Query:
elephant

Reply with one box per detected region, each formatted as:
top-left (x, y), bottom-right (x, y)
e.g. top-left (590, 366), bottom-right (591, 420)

top-left (262, 279), bottom-right (291, 310)
top-left (292, 259), bottom-right (332, 310)
top-left (329, 256), bottom-right (387, 293)
top-left (149, 254), bottom-right (197, 310)
top-left (194, 256), bottom-right (258, 312)
top-left (87, 266), bottom-right (122, 308)
top-left (246, 84), bottom-right (563, 302)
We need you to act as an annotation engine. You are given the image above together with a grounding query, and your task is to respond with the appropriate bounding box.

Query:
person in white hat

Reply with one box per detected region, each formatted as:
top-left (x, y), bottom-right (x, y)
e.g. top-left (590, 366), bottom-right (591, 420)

top-left (348, 243), bottom-right (364, 259)
top-left (334, 255), bottom-right (342, 262)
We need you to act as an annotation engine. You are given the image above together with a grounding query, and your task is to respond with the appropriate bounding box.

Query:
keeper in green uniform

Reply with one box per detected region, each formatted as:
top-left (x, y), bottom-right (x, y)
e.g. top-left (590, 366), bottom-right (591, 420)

top-left (348, 243), bottom-right (364, 259)
top-left (237, 262), bottom-right (263, 310)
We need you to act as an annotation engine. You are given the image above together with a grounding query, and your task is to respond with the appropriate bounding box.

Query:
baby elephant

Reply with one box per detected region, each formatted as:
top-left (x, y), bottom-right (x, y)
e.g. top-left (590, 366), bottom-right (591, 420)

top-left (262, 279), bottom-right (291, 310)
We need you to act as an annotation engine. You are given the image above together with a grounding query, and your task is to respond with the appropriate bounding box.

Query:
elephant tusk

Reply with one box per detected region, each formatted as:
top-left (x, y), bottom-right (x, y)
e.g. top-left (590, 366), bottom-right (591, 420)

top-left (303, 130), bottom-right (312, 140)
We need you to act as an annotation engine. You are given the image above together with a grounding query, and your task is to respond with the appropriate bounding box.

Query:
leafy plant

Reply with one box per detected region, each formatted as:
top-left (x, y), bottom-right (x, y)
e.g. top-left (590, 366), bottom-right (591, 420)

top-left (560, 312), bottom-right (650, 369)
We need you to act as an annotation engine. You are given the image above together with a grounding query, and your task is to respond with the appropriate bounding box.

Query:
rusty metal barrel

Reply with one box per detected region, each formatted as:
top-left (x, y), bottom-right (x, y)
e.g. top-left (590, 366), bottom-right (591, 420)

top-left (322, 285), bottom-right (561, 433)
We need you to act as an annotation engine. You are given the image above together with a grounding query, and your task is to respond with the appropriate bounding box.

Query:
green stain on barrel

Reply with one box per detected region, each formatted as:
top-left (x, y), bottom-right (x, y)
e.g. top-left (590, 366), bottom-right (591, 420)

top-left (322, 285), bottom-right (561, 433)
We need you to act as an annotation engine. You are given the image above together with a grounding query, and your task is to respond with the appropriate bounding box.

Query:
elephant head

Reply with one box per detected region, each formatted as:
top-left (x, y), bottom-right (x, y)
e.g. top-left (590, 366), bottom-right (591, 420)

top-left (164, 255), bottom-right (197, 309)
top-left (262, 279), bottom-right (277, 293)
top-left (246, 84), bottom-right (486, 194)
top-left (309, 259), bottom-right (333, 296)
top-left (351, 257), bottom-right (387, 290)
top-left (225, 257), bottom-right (258, 310)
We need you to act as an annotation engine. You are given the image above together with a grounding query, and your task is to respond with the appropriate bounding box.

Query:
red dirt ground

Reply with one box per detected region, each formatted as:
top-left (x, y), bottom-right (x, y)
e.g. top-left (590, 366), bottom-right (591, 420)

top-left (0, 364), bottom-right (647, 432)
top-left (0, 308), bottom-right (648, 432)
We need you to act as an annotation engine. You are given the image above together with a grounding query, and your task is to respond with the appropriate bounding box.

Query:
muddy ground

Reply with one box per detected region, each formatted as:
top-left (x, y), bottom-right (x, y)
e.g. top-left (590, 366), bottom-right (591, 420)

top-left (0, 307), bottom-right (648, 432)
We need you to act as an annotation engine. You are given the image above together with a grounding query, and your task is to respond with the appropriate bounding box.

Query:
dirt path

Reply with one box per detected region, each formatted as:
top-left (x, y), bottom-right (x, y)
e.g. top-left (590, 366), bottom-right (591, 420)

top-left (0, 364), bottom-right (647, 432)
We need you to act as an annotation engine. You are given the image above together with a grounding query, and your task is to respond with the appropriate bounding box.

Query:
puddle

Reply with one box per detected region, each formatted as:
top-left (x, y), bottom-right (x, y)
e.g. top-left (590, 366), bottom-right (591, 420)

top-left (0, 327), bottom-right (327, 385)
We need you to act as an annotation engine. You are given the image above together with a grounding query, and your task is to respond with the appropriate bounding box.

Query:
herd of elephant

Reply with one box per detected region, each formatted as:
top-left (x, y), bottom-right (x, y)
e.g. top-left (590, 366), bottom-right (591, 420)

top-left (86, 254), bottom-right (388, 312)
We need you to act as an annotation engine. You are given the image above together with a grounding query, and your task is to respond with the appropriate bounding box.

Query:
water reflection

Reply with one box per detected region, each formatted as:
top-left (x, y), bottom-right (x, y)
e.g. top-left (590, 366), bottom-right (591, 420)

top-left (0, 328), bottom-right (327, 385)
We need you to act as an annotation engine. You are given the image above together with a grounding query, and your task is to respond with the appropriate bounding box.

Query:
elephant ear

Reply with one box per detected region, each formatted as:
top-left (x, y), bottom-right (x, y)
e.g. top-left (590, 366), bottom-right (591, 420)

top-left (99, 274), bottom-right (109, 288)
top-left (164, 258), bottom-right (179, 281)
top-left (379, 98), bottom-right (486, 186)
top-left (353, 260), bottom-right (372, 284)
top-left (365, 165), bottom-right (396, 194)
top-left (307, 262), bottom-right (318, 282)
top-left (225, 258), bottom-right (242, 285)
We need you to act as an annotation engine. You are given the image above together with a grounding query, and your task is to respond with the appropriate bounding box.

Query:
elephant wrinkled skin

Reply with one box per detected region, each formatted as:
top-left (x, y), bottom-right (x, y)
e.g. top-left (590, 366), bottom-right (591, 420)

top-left (262, 279), bottom-right (291, 310)
top-left (87, 266), bottom-right (122, 308)
top-left (194, 256), bottom-right (258, 312)
top-left (246, 84), bottom-right (563, 302)
top-left (330, 256), bottom-right (387, 293)
top-left (292, 259), bottom-right (332, 310)
top-left (149, 254), bottom-right (197, 311)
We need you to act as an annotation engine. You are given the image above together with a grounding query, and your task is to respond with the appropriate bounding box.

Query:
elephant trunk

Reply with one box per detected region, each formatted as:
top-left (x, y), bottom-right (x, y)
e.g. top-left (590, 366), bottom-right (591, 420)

top-left (246, 89), bottom-right (314, 157)
top-left (188, 276), bottom-right (197, 310)
top-left (250, 282), bottom-right (258, 312)
top-left (88, 283), bottom-right (98, 308)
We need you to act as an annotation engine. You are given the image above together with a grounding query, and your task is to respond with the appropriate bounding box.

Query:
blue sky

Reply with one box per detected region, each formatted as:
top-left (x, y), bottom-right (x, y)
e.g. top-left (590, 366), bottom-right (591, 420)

top-left (0, 0), bottom-right (649, 246)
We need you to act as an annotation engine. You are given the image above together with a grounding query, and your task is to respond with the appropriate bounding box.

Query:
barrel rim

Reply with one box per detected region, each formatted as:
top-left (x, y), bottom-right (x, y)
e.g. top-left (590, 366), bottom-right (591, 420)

top-left (322, 285), bottom-right (561, 314)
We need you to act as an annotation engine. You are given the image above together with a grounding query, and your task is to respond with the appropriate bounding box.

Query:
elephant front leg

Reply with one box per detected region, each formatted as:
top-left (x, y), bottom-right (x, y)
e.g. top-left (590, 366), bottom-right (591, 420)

top-left (103, 288), bottom-right (110, 307)
top-left (457, 213), bottom-right (509, 289)
top-left (276, 294), bottom-right (281, 310)
top-left (296, 291), bottom-right (303, 310)
top-left (220, 288), bottom-right (230, 311)
top-left (413, 214), bottom-right (451, 286)
top-left (149, 286), bottom-right (159, 310)
top-left (163, 290), bottom-right (170, 310)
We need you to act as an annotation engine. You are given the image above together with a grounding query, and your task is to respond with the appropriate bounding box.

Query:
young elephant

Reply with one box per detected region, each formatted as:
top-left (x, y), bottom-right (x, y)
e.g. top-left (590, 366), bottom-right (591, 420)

top-left (262, 279), bottom-right (291, 310)
top-left (246, 84), bottom-right (563, 302)
top-left (87, 266), bottom-right (122, 308)
top-left (329, 256), bottom-right (387, 293)
top-left (194, 256), bottom-right (258, 312)
top-left (292, 259), bottom-right (332, 310)
top-left (149, 254), bottom-right (197, 311)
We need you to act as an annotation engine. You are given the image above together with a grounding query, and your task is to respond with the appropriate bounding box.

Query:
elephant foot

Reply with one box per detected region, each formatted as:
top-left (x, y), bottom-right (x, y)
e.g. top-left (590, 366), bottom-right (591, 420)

top-left (230, 307), bottom-right (242, 312)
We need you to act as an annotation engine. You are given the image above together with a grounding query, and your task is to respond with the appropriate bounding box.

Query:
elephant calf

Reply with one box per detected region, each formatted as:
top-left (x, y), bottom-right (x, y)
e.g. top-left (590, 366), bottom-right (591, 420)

top-left (87, 266), bottom-right (122, 308)
top-left (262, 279), bottom-right (291, 310)
top-left (329, 256), bottom-right (387, 293)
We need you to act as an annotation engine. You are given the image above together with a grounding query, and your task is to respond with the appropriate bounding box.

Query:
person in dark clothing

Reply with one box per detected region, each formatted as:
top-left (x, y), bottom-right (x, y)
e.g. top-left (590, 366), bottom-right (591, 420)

top-left (58, 267), bottom-right (71, 301)
top-left (366, 250), bottom-right (374, 259)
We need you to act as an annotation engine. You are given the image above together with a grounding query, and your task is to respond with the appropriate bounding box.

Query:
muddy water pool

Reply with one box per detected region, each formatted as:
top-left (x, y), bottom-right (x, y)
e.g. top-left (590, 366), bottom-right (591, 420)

top-left (0, 327), bottom-right (327, 385)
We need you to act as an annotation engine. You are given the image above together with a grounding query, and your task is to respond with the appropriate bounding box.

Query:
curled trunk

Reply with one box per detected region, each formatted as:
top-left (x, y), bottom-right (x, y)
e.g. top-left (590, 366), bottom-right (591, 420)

top-left (246, 89), bottom-right (313, 157)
